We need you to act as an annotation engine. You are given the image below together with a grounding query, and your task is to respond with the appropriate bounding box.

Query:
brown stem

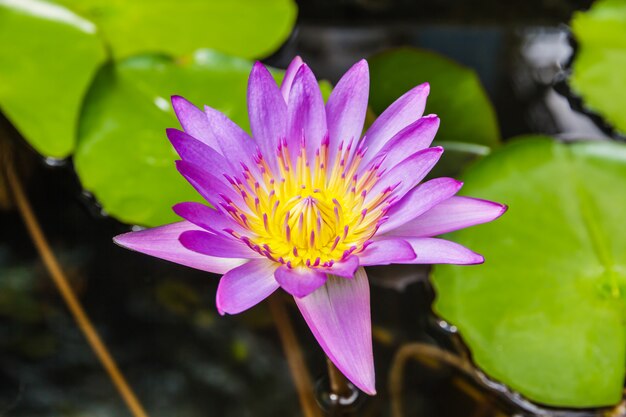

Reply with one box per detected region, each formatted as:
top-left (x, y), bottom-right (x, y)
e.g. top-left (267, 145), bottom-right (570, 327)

top-left (390, 342), bottom-right (607, 417)
top-left (268, 294), bottom-right (322, 417)
top-left (389, 342), bottom-right (474, 417)
top-left (326, 357), bottom-right (352, 399)
top-left (5, 161), bottom-right (149, 417)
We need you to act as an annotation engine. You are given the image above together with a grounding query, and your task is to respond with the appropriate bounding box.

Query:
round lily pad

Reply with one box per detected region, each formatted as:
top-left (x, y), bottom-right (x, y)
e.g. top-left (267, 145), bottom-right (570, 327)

top-left (369, 47), bottom-right (499, 175)
top-left (570, 0), bottom-right (626, 135)
top-left (0, 0), bottom-right (107, 158)
top-left (74, 51), bottom-right (274, 227)
top-left (432, 136), bottom-right (626, 407)
top-left (55, 0), bottom-right (297, 60)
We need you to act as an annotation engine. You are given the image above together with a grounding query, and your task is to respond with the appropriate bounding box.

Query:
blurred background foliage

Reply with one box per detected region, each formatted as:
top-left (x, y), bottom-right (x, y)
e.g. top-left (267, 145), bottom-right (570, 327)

top-left (0, 0), bottom-right (297, 159)
top-left (570, 0), bottom-right (626, 135)
top-left (2, 0), bottom-right (626, 415)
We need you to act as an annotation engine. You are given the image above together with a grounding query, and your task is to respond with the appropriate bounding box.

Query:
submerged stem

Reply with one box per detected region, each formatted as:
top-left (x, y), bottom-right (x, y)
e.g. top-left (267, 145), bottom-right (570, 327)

top-left (326, 357), bottom-right (352, 399)
top-left (268, 294), bottom-right (322, 417)
top-left (5, 159), bottom-right (150, 417)
top-left (389, 342), bottom-right (473, 417)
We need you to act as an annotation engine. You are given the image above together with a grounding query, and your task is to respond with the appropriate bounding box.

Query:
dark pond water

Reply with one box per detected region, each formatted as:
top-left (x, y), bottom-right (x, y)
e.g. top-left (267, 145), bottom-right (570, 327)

top-left (1, 0), bottom-right (611, 416)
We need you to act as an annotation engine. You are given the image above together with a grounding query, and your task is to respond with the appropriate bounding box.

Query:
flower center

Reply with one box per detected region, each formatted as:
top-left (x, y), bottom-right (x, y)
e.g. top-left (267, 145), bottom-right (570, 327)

top-left (223, 137), bottom-right (392, 268)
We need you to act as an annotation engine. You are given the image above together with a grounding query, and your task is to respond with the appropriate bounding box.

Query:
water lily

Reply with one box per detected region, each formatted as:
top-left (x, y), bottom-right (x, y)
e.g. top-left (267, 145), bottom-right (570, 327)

top-left (114, 57), bottom-right (506, 395)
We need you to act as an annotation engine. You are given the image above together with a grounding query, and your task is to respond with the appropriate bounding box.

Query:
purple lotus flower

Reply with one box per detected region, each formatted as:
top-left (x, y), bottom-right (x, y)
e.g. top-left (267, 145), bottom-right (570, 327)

top-left (114, 57), bottom-right (506, 395)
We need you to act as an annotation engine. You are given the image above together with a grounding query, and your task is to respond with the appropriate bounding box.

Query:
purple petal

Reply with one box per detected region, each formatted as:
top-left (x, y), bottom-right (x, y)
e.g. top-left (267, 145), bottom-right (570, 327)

top-left (275, 265), bottom-right (327, 298)
top-left (173, 202), bottom-right (246, 236)
top-left (377, 177), bottom-right (463, 234)
top-left (176, 160), bottom-right (245, 210)
top-left (399, 237), bottom-right (484, 264)
top-left (287, 64), bottom-right (327, 164)
top-left (388, 196), bottom-right (508, 237)
top-left (203, 106), bottom-right (258, 173)
top-left (216, 259), bottom-right (279, 315)
top-left (366, 147), bottom-right (444, 205)
top-left (171, 96), bottom-right (219, 149)
top-left (362, 83), bottom-right (429, 159)
top-left (322, 256), bottom-right (359, 278)
top-left (360, 115), bottom-right (440, 173)
top-left (358, 239), bottom-right (415, 266)
top-left (295, 268), bottom-right (375, 395)
top-left (325, 60), bottom-right (369, 167)
top-left (179, 230), bottom-right (258, 258)
top-left (280, 56), bottom-right (304, 101)
top-left (113, 221), bottom-right (245, 274)
top-left (172, 96), bottom-right (259, 174)
top-left (248, 62), bottom-right (287, 169)
top-left (167, 128), bottom-right (232, 178)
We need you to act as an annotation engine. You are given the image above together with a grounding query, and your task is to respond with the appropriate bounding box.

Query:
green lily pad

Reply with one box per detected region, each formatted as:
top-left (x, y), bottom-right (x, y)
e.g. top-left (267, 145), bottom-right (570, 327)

top-left (0, 0), bottom-right (107, 158)
top-left (74, 51), bottom-right (285, 227)
top-left (570, 0), bottom-right (626, 135)
top-left (55, 0), bottom-right (297, 60)
top-left (432, 136), bottom-right (626, 407)
top-left (369, 47), bottom-right (499, 175)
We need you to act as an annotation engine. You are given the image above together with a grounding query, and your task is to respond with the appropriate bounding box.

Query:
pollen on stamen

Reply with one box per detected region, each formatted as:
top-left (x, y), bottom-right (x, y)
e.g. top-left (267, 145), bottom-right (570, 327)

top-left (377, 216), bottom-right (390, 227)
top-left (340, 246), bottom-right (357, 260)
top-left (219, 130), bottom-right (393, 269)
top-left (263, 213), bottom-right (269, 231)
top-left (218, 193), bottom-right (232, 204)
top-left (223, 174), bottom-right (236, 185)
top-left (316, 212), bottom-right (322, 234)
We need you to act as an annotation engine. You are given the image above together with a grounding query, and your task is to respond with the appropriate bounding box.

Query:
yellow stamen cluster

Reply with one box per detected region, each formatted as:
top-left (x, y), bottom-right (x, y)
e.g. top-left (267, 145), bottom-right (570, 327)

top-left (223, 138), bottom-right (393, 268)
